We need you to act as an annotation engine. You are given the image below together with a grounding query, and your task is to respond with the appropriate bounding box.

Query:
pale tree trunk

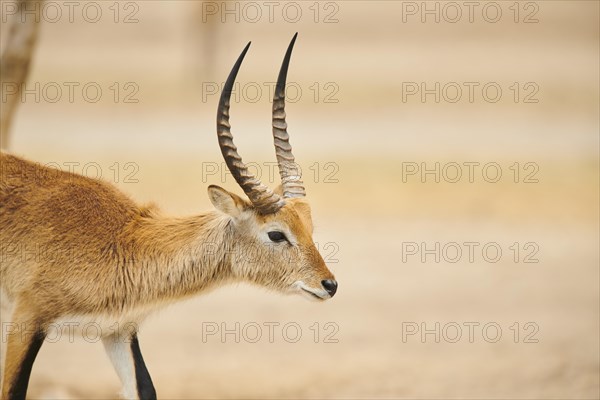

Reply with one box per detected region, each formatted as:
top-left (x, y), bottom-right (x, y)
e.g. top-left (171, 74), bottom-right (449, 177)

top-left (0, 0), bottom-right (41, 150)
top-left (185, 1), bottom-right (224, 84)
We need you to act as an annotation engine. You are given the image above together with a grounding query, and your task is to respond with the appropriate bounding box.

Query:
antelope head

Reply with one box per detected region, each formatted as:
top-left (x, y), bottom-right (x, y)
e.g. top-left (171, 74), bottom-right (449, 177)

top-left (209, 34), bottom-right (337, 301)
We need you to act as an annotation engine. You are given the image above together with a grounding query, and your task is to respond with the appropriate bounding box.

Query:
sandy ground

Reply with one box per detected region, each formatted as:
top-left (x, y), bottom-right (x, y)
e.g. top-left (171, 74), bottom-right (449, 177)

top-left (1, 1), bottom-right (598, 398)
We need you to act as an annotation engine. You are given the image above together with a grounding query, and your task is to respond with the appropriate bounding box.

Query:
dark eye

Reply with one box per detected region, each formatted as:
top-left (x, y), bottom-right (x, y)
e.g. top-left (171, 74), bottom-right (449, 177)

top-left (268, 231), bottom-right (287, 243)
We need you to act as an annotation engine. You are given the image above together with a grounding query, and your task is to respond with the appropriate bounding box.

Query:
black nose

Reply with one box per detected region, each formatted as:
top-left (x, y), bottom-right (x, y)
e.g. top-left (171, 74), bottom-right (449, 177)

top-left (321, 280), bottom-right (338, 297)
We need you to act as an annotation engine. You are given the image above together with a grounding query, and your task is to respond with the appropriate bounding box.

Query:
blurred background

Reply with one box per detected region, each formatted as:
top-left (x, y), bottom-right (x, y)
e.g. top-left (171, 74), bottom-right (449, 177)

top-left (1, 1), bottom-right (598, 398)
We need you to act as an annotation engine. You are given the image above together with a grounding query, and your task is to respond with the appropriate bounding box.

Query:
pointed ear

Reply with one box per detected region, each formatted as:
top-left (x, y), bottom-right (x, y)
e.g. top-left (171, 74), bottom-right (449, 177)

top-left (289, 198), bottom-right (313, 233)
top-left (207, 185), bottom-right (247, 217)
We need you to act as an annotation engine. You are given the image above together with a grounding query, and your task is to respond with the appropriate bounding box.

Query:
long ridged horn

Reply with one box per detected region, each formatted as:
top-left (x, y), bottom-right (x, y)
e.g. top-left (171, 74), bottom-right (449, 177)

top-left (272, 33), bottom-right (306, 198)
top-left (217, 42), bottom-right (284, 214)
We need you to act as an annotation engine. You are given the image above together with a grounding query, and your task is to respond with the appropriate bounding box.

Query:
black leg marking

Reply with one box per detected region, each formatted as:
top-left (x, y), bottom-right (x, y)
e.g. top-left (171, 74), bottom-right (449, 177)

top-left (130, 334), bottom-right (157, 400)
top-left (8, 330), bottom-right (45, 400)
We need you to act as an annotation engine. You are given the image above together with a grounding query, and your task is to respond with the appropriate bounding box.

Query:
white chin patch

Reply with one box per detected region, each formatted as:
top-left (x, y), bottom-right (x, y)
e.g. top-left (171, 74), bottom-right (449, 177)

top-left (292, 281), bottom-right (330, 301)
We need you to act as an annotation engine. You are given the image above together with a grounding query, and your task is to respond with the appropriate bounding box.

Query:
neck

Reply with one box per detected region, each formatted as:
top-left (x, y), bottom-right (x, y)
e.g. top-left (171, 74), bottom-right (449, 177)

top-left (118, 210), bottom-right (234, 307)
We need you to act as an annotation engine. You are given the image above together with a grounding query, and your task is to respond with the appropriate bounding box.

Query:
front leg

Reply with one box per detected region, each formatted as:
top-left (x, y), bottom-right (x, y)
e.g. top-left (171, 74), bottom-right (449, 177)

top-left (102, 332), bottom-right (156, 400)
top-left (1, 311), bottom-right (45, 400)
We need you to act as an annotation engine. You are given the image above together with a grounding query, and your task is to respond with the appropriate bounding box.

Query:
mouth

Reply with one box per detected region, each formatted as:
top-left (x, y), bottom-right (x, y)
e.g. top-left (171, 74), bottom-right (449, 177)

top-left (301, 287), bottom-right (326, 300)
top-left (293, 281), bottom-right (330, 301)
